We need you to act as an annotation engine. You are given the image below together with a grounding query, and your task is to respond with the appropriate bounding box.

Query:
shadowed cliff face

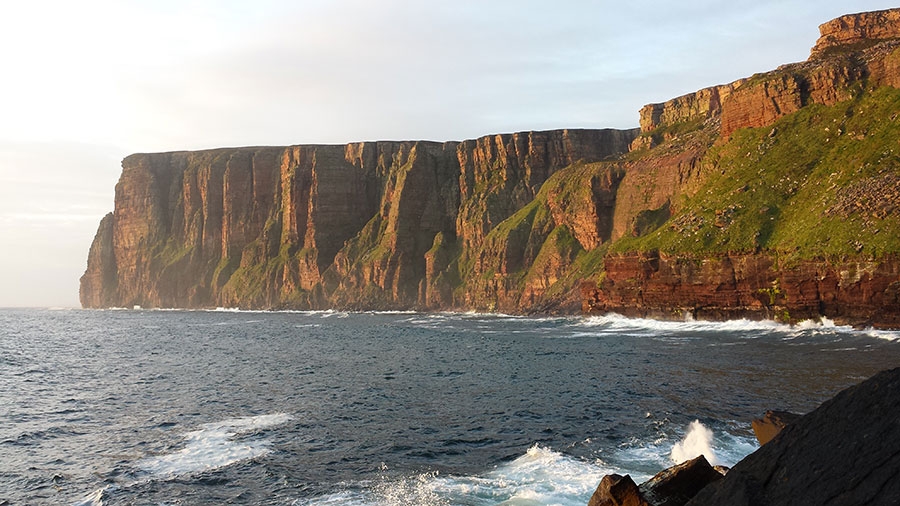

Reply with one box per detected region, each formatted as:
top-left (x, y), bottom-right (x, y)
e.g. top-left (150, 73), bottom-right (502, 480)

top-left (81, 130), bottom-right (637, 310)
top-left (82, 8), bottom-right (900, 321)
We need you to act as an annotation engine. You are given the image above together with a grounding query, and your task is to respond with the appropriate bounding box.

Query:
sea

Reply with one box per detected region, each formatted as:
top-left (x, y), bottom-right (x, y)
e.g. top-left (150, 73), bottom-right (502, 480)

top-left (2, 308), bottom-right (900, 506)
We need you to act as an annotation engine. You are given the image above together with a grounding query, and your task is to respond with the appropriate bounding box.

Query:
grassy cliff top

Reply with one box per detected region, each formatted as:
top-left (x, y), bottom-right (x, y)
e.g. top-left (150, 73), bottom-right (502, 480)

top-left (613, 85), bottom-right (900, 261)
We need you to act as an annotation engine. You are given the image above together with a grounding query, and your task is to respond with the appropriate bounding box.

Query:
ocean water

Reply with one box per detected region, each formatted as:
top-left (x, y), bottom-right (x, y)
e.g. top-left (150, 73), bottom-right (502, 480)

top-left (2, 309), bottom-right (899, 505)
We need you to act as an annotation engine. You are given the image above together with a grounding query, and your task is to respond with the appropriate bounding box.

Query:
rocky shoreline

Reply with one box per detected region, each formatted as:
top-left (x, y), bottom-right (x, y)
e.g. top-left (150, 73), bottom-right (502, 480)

top-left (588, 367), bottom-right (900, 506)
top-left (582, 252), bottom-right (900, 330)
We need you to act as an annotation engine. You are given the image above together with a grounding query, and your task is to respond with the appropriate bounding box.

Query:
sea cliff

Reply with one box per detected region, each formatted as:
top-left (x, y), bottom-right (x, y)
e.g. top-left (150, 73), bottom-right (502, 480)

top-left (83, 9), bottom-right (900, 325)
top-left (81, 130), bottom-right (637, 311)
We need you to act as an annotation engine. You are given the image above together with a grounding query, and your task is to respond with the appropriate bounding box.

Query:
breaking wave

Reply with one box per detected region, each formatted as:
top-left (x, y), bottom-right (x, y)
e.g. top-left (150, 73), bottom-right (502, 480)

top-left (295, 445), bottom-right (615, 506)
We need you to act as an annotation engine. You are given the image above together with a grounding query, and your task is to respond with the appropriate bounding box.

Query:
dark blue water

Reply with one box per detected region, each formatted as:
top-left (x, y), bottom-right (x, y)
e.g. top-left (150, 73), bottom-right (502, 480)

top-left (2, 309), bottom-right (899, 505)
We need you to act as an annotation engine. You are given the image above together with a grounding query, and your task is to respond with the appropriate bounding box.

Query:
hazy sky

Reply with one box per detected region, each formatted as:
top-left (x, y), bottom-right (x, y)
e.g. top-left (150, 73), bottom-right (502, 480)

top-left (1, 0), bottom-right (896, 307)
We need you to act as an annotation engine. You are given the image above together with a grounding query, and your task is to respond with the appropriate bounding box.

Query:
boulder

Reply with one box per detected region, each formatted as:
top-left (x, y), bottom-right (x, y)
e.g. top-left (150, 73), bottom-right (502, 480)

top-left (588, 474), bottom-right (649, 506)
top-left (589, 456), bottom-right (725, 506)
top-left (687, 367), bottom-right (900, 506)
top-left (639, 455), bottom-right (724, 506)
top-left (751, 410), bottom-right (801, 446)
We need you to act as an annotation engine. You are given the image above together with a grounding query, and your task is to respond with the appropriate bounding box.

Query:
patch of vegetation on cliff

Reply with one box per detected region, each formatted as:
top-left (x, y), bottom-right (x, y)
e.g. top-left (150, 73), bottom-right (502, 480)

top-left (459, 159), bottom-right (625, 311)
top-left (521, 224), bottom-right (585, 302)
top-left (613, 85), bottom-right (900, 261)
top-left (643, 117), bottom-right (707, 147)
top-left (217, 213), bottom-right (276, 305)
top-left (222, 242), bottom-right (285, 307)
top-left (155, 239), bottom-right (193, 268)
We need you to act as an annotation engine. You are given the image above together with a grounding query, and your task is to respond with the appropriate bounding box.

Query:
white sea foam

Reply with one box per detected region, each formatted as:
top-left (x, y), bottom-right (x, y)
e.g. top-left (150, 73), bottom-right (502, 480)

top-left (577, 314), bottom-right (786, 336)
top-left (138, 413), bottom-right (291, 479)
top-left (576, 313), bottom-right (900, 344)
top-left (319, 310), bottom-right (350, 319)
top-left (294, 445), bottom-right (614, 506)
top-left (864, 328), bottom-right (900, 342)
top-left (72, 485), bottom-right (115, 506)
top-left (614, 421), bottom-right (757, 477)
top-left (671, 420), bottom-right (718, 465)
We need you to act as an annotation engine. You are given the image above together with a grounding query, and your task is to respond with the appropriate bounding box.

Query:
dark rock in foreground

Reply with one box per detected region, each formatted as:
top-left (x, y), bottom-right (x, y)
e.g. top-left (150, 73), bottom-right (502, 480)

top-left (588, 474), bottom-right (648, 506)
top-left (686, 367), bottom-right (900, 506)
top-left (589, 456), bottom-right (723, 506)
top-left (639, 456), bottom-right (724, 506)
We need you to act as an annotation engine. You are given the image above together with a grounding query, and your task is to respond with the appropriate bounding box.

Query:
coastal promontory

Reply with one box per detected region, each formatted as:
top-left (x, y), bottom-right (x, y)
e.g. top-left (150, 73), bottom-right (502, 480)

top-left (83, 9), bottom-right (900, 326)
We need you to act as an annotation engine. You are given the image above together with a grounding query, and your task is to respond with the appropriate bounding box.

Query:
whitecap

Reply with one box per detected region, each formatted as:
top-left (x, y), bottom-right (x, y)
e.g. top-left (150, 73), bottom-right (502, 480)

top-left (613, 421), bottom-right (757, 477)
top-left (576, 313), bottom-right (900, 345)
top-left (319, 310), bottom-right (350, 319)
top-left (137, 413), bottom-right (291, 479)
top-left (71, 485), bottom-right (115, 506)
top-left (575, 313), bottom-right (786, 338)
top-left (864, 328), bottom-right (900, 342)
top-left (294, 445), bottom-right (614, 506)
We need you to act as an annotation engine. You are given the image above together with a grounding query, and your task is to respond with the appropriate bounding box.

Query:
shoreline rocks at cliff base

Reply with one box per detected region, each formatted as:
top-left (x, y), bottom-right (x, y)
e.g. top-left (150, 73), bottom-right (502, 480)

top-left (582, 252), bottom-right (900, 330)
top-left (588, 474), bottom-right (647, 506)
top-left (638, 456), bottom-right (725, 506)
top-left (589, 456), bottom-right (724, 506)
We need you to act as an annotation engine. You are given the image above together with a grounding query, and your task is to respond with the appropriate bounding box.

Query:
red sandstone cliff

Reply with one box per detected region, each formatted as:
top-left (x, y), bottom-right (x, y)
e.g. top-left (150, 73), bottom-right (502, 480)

top-left (577, 8), bottom-right (900, 327)
top-left (811, 8), bottom-right (900, 58)
top-left (82, 9), bottom-right (900, 323)
top-left (583, 252), bottom-right (900, 327)
top-left (81, 130), bottom-right (636, 310)
top-left (636, 10), bottom-right (900, 141)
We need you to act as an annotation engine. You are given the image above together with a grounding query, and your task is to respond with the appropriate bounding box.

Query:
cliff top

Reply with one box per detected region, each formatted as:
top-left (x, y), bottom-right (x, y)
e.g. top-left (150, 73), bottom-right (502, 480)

top-left (811, 8), bottom-right (900, 58)
top-left (637, 8), bottom-right (900, 135)
top-left (121, 128), bottom-right (638, 163)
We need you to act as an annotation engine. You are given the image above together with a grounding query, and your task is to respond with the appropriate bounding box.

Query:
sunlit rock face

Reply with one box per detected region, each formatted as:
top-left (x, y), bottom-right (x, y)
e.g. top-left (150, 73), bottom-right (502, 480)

top-left (82, 8), bottom-right (900, 321)
top-left (80, 130), bottom-right (636, 311)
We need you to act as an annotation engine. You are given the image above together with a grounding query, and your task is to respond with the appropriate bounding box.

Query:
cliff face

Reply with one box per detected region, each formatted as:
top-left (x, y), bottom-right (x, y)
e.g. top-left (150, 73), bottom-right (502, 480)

top-left (81, 130), bottom-right (637, 310)
top-left (583, 253), bottom-right (900, 327)
top-left (811, 8), bottom-right (900, 58)
top-left (83, 9), bottom-right (900, 322)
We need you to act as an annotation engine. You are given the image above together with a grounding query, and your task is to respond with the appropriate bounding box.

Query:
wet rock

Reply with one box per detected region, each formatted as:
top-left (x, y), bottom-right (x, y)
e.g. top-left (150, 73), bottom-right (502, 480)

top-left (589, 456), bottom-right (726, 506)
top-left (639, 455), bottom-right (724, 506)
top-left (687, 367), bottom-right (900, 506)
top-left (751, 410), bottom-right (801, 446)
top-left (588, 474), bottom-right (649, 506)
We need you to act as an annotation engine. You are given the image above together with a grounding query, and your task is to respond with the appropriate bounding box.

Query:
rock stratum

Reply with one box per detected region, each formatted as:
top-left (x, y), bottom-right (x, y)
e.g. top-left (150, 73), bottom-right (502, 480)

top-left (83, 9), bottom-right (900, 324)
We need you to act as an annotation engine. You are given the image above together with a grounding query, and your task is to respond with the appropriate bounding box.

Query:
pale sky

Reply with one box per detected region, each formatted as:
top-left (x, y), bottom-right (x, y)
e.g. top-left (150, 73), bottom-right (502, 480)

top-left (0, 0), bottom-right (896, 307)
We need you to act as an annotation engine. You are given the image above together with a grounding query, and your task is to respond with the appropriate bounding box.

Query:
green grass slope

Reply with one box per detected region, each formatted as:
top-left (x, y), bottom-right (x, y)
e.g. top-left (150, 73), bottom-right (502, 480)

top-left (613, 86), bottom-right (900, 261)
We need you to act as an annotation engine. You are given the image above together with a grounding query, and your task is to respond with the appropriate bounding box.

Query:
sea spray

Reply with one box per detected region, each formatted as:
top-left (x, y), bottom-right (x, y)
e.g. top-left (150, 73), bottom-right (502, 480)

top-left (671, 420), bottom-right (718, 465)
